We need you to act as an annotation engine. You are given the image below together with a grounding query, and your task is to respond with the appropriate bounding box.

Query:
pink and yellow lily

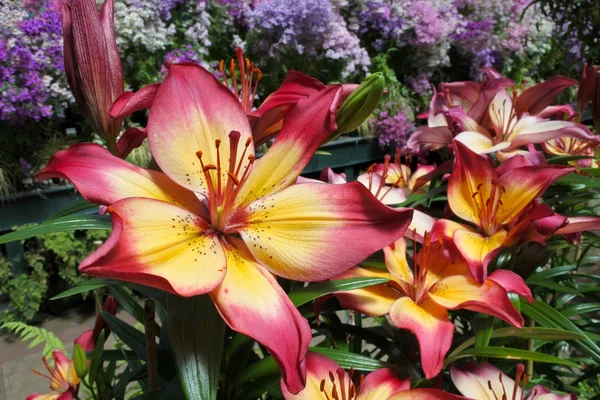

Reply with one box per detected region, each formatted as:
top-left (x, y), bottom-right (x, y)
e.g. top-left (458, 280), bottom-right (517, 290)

top-left (434, 141), bottom-right (573, 281)
top-left (28, 350), bottom-right (81, 400)
top-left (363, 150), bottom-right (436, 205)
top-left (317, 236), bottom-right (531, 379)
top-left (409, 68), bottom-right (596, 159)
top-left (542, 136), bottom-right (597, 168)
top-left (408, 68), bottom-right (514, 152)
top-left (37, 62), bottom-right (413, 393)
top-left (281, 352), bottom-right (466, 400)
top-left (451, 362), bottom-right (577, 400)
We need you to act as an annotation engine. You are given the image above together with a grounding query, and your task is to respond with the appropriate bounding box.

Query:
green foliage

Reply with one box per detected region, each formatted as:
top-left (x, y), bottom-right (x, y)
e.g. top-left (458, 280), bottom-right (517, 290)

top-left (37, 230), bottom-right (109, 288)
top-left (0, 253), bottom-right (48, 324)
top-left (1, 321), bottom-right (65, 358)
top-left (577, 373), bottom-right (600, 400)
top-left (0, 229), bottom-right (108, 324)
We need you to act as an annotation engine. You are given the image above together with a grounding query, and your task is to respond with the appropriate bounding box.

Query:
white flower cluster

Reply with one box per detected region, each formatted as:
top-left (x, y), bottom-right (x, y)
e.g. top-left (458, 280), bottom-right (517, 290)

top-left (181, 0), bottom-right (211, 54)
top-left (113, 0), bottom-right (176, 53)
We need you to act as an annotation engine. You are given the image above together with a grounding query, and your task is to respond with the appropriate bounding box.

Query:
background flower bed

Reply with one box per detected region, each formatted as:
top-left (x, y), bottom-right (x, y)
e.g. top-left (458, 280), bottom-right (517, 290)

top-left (0, 0), bottom-right (594, 197)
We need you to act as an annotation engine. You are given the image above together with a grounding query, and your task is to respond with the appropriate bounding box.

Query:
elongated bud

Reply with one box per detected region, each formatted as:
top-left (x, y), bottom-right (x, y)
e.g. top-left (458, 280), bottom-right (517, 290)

top-left (61, 0), bottom-right (125, 156)
top-left (332, 72), bottom-right (385, 139)
top-left (73, 344), bottom-right (88, 379)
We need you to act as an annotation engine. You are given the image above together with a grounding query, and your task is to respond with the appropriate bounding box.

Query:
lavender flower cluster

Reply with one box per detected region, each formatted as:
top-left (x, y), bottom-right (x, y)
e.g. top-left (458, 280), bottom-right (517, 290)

top-left (0, 0), bottom-right (72, 122)
top-left (0, 0), bottom-right (582, 135)
top-left (452, 0), bottom-right (555, 76)
top-left (246, 0), bottom-right (370, 78)
top-left (353, 0), bottom-right (556, 85)
top-left (373, 105), bottom-right (416, 149)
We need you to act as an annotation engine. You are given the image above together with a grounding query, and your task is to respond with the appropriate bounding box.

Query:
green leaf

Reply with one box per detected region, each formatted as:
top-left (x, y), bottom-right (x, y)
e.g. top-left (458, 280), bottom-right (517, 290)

top-left (50, 279), bottom-right (113, 300)
top-left (88, 330), bottom-right (106, 384)
top-left (445, 346), bottom-right (579, 367)
top-left (96, 350), bottom-right (140, 361)
top-left (230, 346), bottom-right (392, 390)
top-left (449, 327), bottom-right (584, 358)
top-left (0, 214), bottom-right (111, 244)
top-left (108, 285), bottom-right (145, 324)
top-left (100, 312), bottom-right (147, 360)
top-left (167, 294), bottom-right (225, 400)
top-left (473, 314), bottom-right (494, 349)
top-left (46, 200), bottom-right (98, 221)
top-left (522, 300), bottom-right (600, 364)
top-left (561, 303), bottom-right (600, 318)
top-left (526, 265), bottom-right (577, 281)
top-left (73, 344), bottom-right (88, 379)
top-left (230, 357), bottom-right (277, 389)
top-left (288, 278), bottom-right (388, 307)
top-left (547, 155), bottom-right (593, 165)
top-left (309, 347), bottom-right (391, 370)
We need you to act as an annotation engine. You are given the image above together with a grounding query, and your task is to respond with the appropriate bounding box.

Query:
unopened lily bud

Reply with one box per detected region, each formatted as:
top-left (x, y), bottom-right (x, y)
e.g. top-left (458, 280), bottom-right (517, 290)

top-left (73, 344), bottom-right (88, 379)
top-left (61, 0), bottom-right (124, 155)
top-left (577, 64), bottom-right (600, 131)
top-left (332, 73), bottom-right (385, 138)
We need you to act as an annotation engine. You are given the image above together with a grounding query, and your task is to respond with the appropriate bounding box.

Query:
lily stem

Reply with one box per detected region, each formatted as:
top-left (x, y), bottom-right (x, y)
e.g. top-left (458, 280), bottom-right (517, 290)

top-left (144, 299), bottom-right (160, 393)
top-left (526, 317), bottom-right (534, 380)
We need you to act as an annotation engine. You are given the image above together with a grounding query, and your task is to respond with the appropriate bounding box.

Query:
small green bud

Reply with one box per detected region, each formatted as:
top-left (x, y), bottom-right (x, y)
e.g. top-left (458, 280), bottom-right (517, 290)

top-left (73, 343), bottom-right (89, 379)
top-left (332, 72), bottom-right (385, 139)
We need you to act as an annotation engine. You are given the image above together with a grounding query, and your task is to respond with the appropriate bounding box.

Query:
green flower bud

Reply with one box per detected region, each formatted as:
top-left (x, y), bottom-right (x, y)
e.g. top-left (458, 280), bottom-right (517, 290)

top-left (333, 72), bottom-right (385, 138)
top-left (73, 343), bottom-right (89, 379)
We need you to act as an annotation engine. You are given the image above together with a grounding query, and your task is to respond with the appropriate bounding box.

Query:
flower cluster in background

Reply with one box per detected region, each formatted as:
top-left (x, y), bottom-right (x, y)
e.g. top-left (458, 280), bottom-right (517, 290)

top-left (0, 0), bottom-right (584, 125)
top-left (0, 0), bottom-right (72, 122)
top-left (246, 0), bottom-right (370, 79)
top-left (0, 0), bottom-right (592, 195)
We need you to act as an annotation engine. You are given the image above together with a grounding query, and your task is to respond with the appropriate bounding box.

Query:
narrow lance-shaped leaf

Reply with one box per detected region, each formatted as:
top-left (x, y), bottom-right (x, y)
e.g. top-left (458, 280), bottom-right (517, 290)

top-left (0, 214), bottom-right (111, 244)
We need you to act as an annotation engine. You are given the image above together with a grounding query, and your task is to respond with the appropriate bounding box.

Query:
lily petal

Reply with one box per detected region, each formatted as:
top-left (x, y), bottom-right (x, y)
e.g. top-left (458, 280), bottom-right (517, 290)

top-left (357, 173), bottom-right (407, 205)
top-left (453, 229), bottom-right (507, 282)
top-left (211, 239), bottom-right (311, 394)
top-left (509, 117), bottom-right (596, 149)
top-left (27, 392), bottom-right (72, 400)
top-left (358, 368), bottom-right (411, 400)
top-left (429, 274), bottom-right (524, 327)
top-left (447, 108), bottom-right (490, 135)
top-left (80, 198), bottom-right (226, 297)
top-left (234, 84), bottom-right (342, 209)
top-left (389, 297), bottom-right (454, 379)
top-left (528, 385), bottom-right (577, 400)
top-left (109, 83), bottom-right (161, 119)
top-left (454, 131), bottom-right (495, 154)
top-left (249, 71), bottom-right (325, 146)
top-left (489, 90), bottom-right (515, 136)
top-left (146, 62), bottom-right (253, 197)
top-left (383, 238), bottom-right (414, 287)
top-left (281, 352), bottom-right (345, 400)
top-left (488, 269), bottom-right (533, 302)
top-left (409, 164), bottom-right (436, 192)
top-left (468, 75), bottom-right (514, 123)
top-left (36, 143), bottom-right (203, 214)
top-left (407, 126), bottom-right (453, 151)
top-left (515, 76), bottom-right (577, 117)
top-left (229, 182), bottom-right (413, 282)
top-left (448, 141), bottom-right (496, 227)
top-left (321, 267), bottom-right (397, 316)
top-left (496, 165), bottom-right (573, 224)
top-left (387, 389), bottom-right (468, 400)
top-left (117, 127), bottom-right (147, 158)
top-left (451, 362), bottom-right (521, 400)
top-left (555, 216), bottom-right (600, 235)
top-left (407, 210), bottom-right (437, 243)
